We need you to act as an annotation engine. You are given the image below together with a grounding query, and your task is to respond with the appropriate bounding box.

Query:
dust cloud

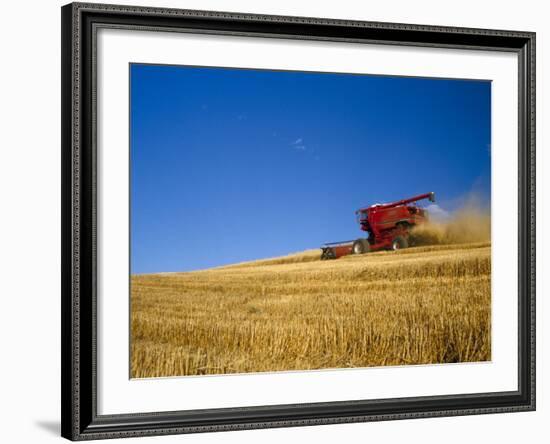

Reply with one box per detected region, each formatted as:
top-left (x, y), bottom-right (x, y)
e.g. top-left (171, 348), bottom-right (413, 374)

top-left (410, 199), bottom-right (491, 246)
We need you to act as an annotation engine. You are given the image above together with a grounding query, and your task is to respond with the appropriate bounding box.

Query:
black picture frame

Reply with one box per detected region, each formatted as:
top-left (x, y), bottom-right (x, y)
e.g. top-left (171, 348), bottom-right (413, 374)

top-left (61, 2), bottom-right (536, 440)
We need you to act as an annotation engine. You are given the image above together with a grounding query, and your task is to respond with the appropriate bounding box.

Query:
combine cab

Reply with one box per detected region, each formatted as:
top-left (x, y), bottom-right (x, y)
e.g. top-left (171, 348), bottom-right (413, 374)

top-left (321, 192), bottom-right (435, 260)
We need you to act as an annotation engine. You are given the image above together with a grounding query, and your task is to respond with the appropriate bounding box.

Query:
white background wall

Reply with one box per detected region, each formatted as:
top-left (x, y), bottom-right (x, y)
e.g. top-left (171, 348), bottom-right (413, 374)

top-left (0, 0), bottom-right (546, 443)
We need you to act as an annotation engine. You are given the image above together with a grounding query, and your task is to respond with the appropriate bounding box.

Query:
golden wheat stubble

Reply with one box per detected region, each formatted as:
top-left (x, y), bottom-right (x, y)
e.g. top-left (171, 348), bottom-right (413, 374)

top-left (130, 240), bottom-right (491, 378)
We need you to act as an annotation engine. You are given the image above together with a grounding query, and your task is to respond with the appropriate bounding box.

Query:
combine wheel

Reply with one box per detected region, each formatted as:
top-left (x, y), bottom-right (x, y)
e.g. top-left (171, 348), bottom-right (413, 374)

top-left (392, 235), bottom-right (408, 251)
top-left (352, 238), bottom-right (370, 255)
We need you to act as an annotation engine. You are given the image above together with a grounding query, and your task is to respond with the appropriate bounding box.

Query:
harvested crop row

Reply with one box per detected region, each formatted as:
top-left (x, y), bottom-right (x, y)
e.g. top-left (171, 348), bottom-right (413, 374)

top-left (131, 242), bottom-right (491, 378)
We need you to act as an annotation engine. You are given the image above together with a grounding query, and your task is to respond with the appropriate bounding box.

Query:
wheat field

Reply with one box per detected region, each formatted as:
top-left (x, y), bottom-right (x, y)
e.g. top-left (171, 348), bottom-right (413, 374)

top-left (131, 241), bottom-right (491, 378)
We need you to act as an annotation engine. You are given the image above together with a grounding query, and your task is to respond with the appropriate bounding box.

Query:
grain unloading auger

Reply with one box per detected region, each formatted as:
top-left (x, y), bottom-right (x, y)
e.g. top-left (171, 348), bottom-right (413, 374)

top-left (321, 192), bottom-right (436, 260)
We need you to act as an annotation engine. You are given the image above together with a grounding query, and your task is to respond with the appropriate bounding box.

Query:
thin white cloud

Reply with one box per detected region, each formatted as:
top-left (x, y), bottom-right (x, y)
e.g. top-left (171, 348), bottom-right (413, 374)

top-left (290, 137), bottom-right (307, 151)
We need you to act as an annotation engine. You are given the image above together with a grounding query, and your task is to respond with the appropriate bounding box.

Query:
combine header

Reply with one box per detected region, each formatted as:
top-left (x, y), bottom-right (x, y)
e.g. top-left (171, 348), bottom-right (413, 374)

top-left (321, 192), bottom-right (435, 260)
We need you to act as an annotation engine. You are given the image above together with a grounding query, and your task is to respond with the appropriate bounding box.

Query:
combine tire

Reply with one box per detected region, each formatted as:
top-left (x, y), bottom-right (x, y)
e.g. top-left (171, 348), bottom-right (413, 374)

top-left (392, 236), bottom-right (408, 251)
top-left (321, 247), bottom-right (336, 260)
top-left (352, 238), bottom-right (370, 255)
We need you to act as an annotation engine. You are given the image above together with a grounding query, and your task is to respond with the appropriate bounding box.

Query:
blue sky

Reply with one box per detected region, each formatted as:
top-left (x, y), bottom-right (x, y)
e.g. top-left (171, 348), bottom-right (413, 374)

top-left (130, 64), bottom-right (491, 274)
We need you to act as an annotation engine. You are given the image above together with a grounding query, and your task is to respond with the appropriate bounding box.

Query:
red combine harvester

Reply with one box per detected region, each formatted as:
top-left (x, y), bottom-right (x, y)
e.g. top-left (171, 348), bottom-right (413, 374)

top-left (321, 192), bottom-right (436, 260)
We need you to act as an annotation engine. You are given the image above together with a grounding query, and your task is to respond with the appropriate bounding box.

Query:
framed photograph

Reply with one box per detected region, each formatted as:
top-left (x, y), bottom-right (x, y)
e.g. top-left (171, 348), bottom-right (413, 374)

top-left (61, 2), bottom-right (536, 440)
